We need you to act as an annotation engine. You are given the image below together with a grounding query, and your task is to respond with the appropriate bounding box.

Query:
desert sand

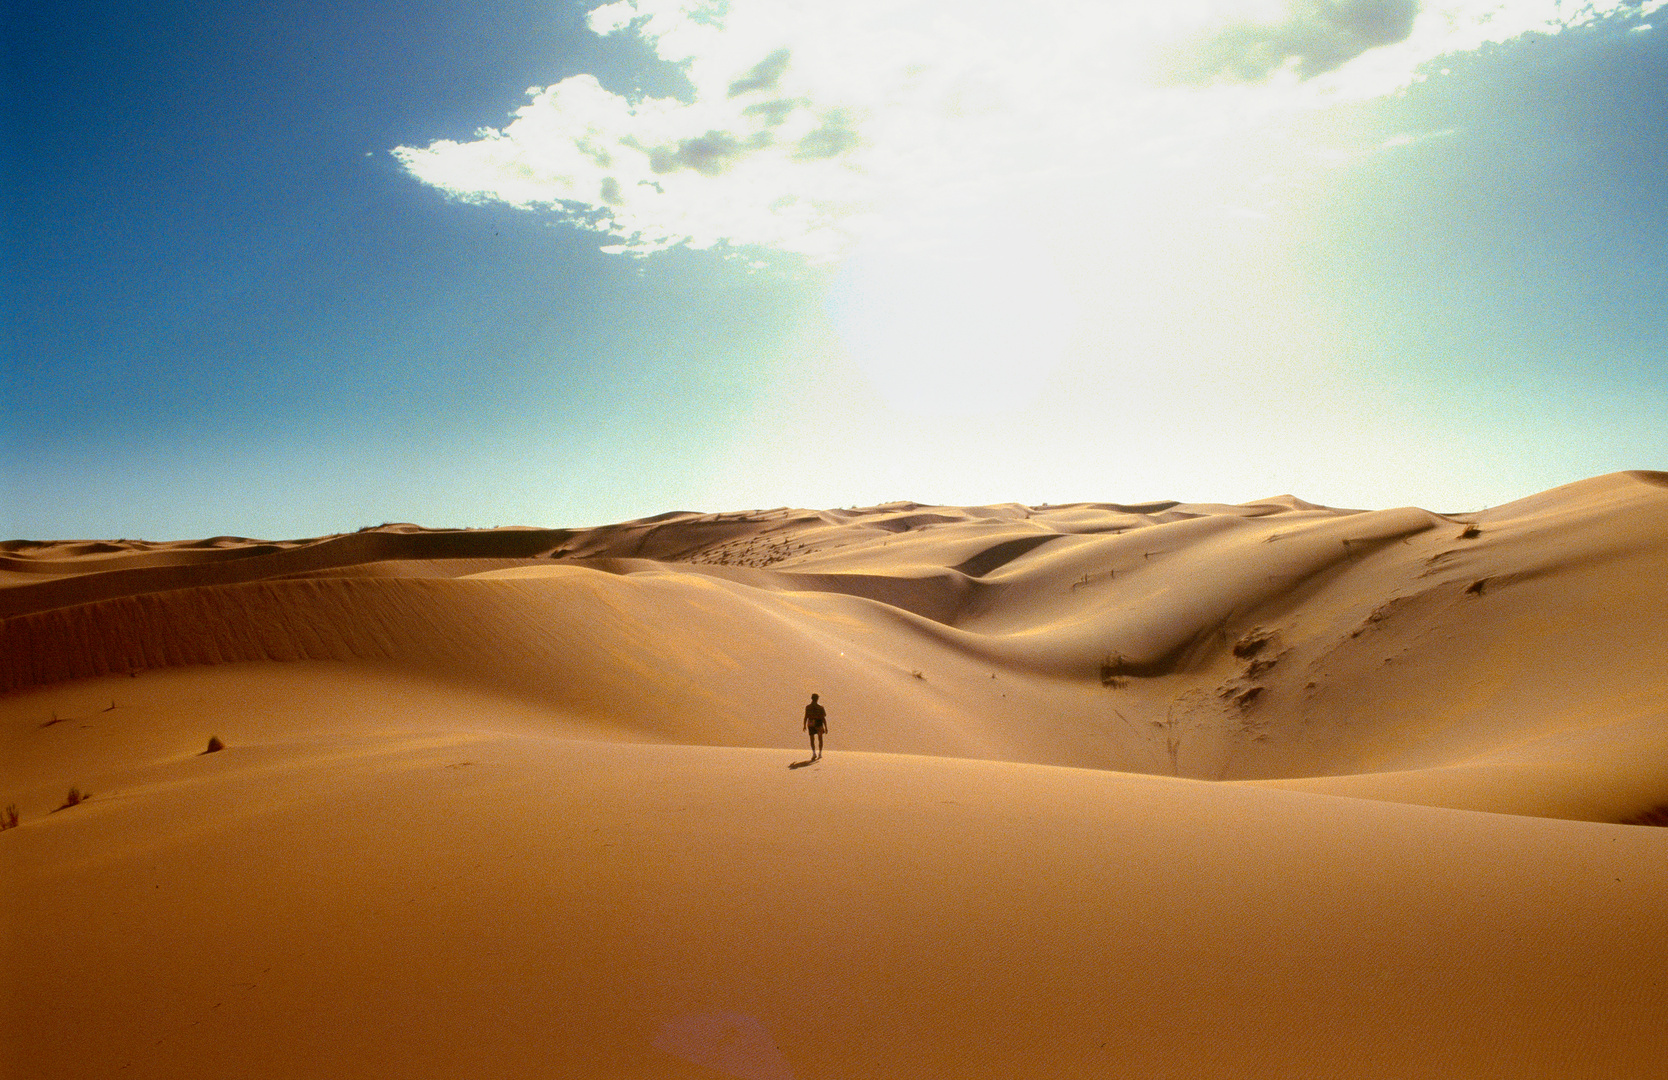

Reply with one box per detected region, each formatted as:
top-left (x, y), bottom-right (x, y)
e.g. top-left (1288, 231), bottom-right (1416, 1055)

top-left (3, 470), bottom-right (1666, 1078)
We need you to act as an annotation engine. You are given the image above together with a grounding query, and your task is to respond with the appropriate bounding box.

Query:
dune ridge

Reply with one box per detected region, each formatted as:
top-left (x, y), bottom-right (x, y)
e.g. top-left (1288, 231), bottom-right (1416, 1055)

top-left (6, 471), bottom-right (1666, 800)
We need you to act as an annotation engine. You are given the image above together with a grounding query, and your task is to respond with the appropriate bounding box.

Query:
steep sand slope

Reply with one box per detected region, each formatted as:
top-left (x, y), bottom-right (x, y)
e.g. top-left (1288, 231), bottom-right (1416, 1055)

top-left (4, 472), bottom-right (1668, 1078)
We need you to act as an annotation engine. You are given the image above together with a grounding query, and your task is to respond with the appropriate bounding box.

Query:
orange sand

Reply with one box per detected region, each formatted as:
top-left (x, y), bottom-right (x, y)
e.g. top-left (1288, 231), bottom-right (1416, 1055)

top-left (4, 471), bottom-right (1666, 1077)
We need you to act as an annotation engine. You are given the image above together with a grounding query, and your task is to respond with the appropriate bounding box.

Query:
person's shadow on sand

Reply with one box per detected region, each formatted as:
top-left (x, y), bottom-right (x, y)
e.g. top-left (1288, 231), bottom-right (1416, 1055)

top-left (788, 758), bottom-right (816, 769)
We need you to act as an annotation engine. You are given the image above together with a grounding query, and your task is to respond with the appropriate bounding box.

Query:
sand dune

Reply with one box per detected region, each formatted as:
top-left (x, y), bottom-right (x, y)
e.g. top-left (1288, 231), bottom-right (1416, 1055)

top-left (4, 471), bottom-right (1666, 1077)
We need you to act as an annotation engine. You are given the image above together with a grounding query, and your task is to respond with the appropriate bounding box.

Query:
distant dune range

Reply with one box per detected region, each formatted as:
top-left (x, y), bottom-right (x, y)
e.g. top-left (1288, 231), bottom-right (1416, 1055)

top-left (4, 471), bottom-right (1666, 1079)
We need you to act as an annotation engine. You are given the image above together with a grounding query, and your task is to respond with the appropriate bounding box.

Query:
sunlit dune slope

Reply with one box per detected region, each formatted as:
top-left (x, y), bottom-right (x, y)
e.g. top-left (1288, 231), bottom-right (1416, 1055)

top-left (6, 737), bottom-right (1665, 1080)
top-left (5, 471), bottom-right (1667, 818)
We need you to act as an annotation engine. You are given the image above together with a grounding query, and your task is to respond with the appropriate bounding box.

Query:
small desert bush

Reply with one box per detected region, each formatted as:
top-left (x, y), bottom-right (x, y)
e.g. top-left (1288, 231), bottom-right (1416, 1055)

top-left (60, 787), bottom-right (88, 810)
top-left (205, 735), bottom-right (225, 753)
top-left (2, 804), bottom-right (18, 830)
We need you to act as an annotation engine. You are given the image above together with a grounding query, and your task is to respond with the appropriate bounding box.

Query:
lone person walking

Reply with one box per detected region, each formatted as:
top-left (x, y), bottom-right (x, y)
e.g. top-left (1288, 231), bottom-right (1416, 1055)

top-left (803, 693), bottom-right (828, 760)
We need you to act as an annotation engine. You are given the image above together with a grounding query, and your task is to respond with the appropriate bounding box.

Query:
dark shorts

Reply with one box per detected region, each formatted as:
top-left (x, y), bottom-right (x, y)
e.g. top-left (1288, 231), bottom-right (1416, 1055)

top-left (809, 721), bottom-right (826, 734)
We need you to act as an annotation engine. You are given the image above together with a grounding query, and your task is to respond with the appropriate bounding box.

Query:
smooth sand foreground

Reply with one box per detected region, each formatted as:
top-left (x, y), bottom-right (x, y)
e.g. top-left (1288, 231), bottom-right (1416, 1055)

top-left (4, 471), bottom-right (1667, 1078)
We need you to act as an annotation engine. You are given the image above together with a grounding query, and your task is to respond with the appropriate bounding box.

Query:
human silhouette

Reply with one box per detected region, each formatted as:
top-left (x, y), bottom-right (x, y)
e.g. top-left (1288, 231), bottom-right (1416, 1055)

top-left (803, 693), bottom-right (827, 760)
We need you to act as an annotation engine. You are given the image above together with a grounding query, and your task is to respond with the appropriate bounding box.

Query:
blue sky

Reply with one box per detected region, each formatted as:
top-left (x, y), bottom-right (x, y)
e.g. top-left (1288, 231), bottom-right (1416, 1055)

top-left (4, 0), bottom-right (1665, 539)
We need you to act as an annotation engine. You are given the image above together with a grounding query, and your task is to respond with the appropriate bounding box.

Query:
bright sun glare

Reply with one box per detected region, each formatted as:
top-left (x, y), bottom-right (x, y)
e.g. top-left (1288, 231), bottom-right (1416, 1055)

top-left (828, 228), bottom-right (1079, 414)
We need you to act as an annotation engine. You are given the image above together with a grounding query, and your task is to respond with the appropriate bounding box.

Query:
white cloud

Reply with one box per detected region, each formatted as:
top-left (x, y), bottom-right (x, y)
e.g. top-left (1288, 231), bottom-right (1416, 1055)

top-left (1172, 0), bottom-right (1422, 83)
top-left (392, 0), bottom-right (1666, 259)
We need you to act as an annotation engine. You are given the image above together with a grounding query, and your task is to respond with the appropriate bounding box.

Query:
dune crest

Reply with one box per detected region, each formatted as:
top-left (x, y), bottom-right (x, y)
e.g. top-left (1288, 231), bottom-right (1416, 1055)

top-left (6, 471), bottom-right (1666, 814)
